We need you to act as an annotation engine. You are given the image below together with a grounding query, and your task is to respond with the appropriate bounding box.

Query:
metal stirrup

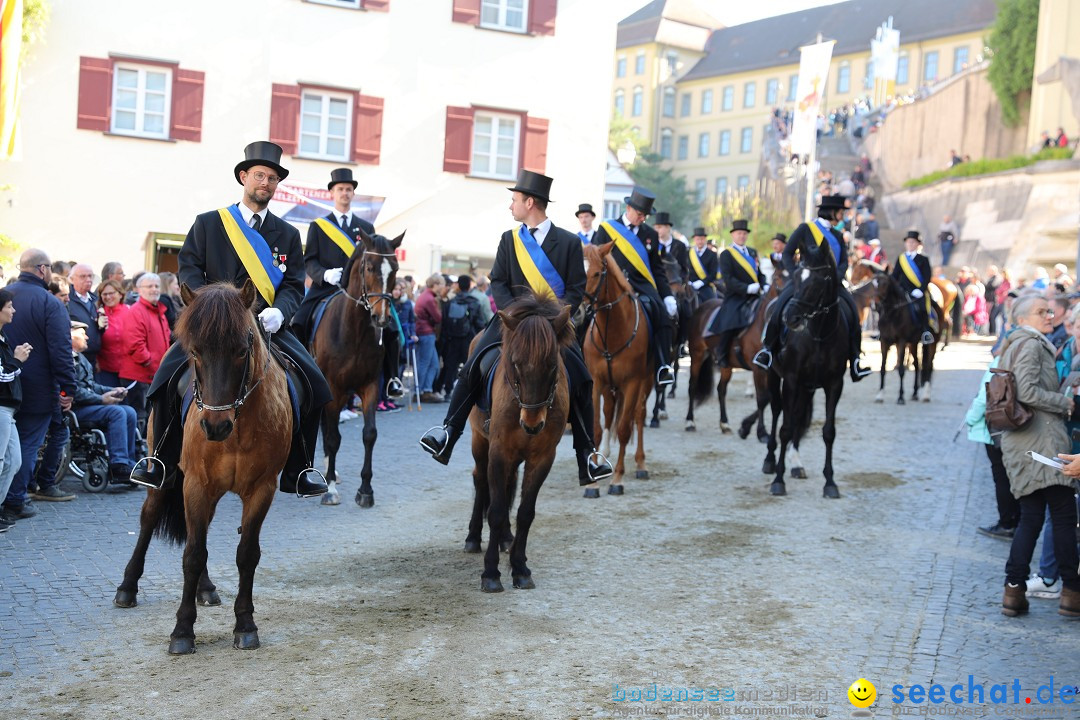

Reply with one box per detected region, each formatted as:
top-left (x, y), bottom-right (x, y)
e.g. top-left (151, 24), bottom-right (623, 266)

top-left (129, 456), bottom-right (167, 490)
top-left (294, 467), bottom-right (328, 498)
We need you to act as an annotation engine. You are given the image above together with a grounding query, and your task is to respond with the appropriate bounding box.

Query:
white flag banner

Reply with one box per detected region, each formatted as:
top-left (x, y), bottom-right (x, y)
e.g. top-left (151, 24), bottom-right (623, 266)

top-left (789, 40), bottom-right (835, 156)
top-left (871, 22), bottom-right (900, 108)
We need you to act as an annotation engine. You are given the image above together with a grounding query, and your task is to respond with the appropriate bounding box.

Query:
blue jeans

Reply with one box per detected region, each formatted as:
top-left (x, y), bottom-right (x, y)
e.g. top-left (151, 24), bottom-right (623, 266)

top-left (0, 406), bottom-right (21, 505)
top-left (34, 407), bottom-right (70, 490)
top-left (416, 334), bottom-right (439, 393)
top-left (5, 411), bottom-right (53, 509)
top-left (74, 403), bottom-right (139, 469)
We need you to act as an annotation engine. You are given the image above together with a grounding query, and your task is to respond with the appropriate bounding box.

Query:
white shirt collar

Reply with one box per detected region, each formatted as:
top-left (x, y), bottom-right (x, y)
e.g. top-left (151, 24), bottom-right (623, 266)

top-left (527, 218), bottom-right (552, 245)
top-left (621, 214), bottom-right (638, 233)
top-left (337, 210), bottom-right (351, 226)
top-left (236, 202), bottom-right (268, 228)
top-left (75, 291), bottom-right (91, 303)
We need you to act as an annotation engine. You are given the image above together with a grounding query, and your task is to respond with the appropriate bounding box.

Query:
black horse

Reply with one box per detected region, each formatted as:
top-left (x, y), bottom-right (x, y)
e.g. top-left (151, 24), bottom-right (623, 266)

top-left (764, 242), bottom-right (847, 498)
top-left (868, 270), bottom-right (939, 405)
top-left (649, 254), bottom-right (695, 428)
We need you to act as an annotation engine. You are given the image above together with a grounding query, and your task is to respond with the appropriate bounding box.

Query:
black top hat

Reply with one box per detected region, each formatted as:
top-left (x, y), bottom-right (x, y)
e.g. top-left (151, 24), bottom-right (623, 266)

top-left (692, 227), bottom-right (707, 237)
top-left (328, 167), bottom-right (358, 190)
top-left (233, 141), bottom-right (290, 185)
top-left (818, 194), bottom-right (847, 211)
top-left (729, 219), bottom-right (751, 234)
top-left (575, 203), bottom-right (596, 218)
top-left (653, 211), bottom-right (672, 226)
top-left (624, 186), bottom-right (656, 215)
top-left (772, 232), bottom-right (787, 243)
top-left (507, 170), bottom-right (553, 203)
top-left (905, 230), bottom-right (922, 242)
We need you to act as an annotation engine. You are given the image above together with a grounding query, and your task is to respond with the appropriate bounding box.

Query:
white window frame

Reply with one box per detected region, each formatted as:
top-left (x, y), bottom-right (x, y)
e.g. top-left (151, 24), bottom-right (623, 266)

top-left (308, 0), bottom-right (361, 8)
top-left (635, 50), bottom-right (646, 75)
top-left (694, 179), bottom-right (706, 204)
top-left (924, 51), bottom-right (939, 82)
top-left (743, 81), bottom-right (756, 108)
top-left (740, 127), bottom-right (752, 153)
top-left (716, 177), bottom-right (728, 197)
top-left (701, 89), bottom-right (713, 114)
top-left (837, 62), bottom-right (851, 94)
top-left (722, 85), bottom-right (734, 111)
top-left (480, 0), bottom-right (529, 33)
top-left (765, 79), bottom-right (779, 105)
top-left (698, 132), bottom-right (710, 158)
top-left (897, 54), bottom-right (909, 85)
top-left (616, 56), bottom-right (627, 78)
top-left (632, 86), bottom-right (643, 117)
top-left (614, 89), bottom-right (625, 117)
top-left (953, 46), bottom-right (969, 74)
top-left (787, 74), bottom-right (798, 102)
top-left (719, 129), bottom-right (731, 156)
top-left (298, 89), bottom-right (353, 162)
top-left (110, 63), bottom-right (172, 140)
top-left (470, 111), bottom-right (520, 181)
top-left (660, 128), bottom-right (673, 160)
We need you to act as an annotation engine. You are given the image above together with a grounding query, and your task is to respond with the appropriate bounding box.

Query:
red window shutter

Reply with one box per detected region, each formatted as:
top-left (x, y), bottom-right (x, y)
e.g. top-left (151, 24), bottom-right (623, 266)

top-left (443, 106), bottom-right (474, 174)
top-left (77, 57), bottom-right (112, 132)
top-left (269, 84), bottom-right (302, 155)
top-left (362, 0), bottom-right (389, 10)
top-left (520, 115), bottom-right (549, 174)
top-left (528, 0), bottom-right (557, 36)
top-left (451, 0), bottom-right (481, 25)
top-left (171, 69), bottom-right (205, 142)
top-left (353, 94), bottom-right (384, 165)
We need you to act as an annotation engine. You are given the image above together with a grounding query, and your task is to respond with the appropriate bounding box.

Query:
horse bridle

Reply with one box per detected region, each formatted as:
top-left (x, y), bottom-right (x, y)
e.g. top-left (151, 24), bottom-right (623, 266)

top-left (505, 363), bottom-right (558, 411)
top-left (340, 247), bottom-right (398, 321)
top-left (191, 328), bottom-right (270, 418)
top-left (583, 259), bottom-right (641, 393)
top-left (787, 262), bottom-right (840, 339)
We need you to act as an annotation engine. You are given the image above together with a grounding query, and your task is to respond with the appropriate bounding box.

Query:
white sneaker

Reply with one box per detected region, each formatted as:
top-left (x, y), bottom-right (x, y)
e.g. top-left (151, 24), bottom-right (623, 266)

top-left (1025, 573), bottom-right (1062, 599)
top-left (338, 408), bottom-right (358, 424)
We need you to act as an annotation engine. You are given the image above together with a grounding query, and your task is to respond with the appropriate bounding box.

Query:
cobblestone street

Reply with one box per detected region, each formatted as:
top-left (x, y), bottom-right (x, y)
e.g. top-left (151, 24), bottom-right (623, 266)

top-left (1, 340), bottom-right (1076, 719)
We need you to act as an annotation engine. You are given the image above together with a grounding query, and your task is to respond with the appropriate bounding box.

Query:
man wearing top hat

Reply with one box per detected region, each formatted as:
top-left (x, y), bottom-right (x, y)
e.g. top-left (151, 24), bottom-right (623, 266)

top-left (891, 230), bottom-right (935, 345)
top-left (575, 203), bottom-right (597, 245)
top-left (419, 170), bottom-right (613, 488)
top-left (291, 167), bottom-right (403, 398)
top-left (687, 227), bottom-right (718, 303)
top-left (654, 211), bottom-right (692, 354)
top-left (767, 233), bottom-right (787, 286)
top-left (753, 195), bottom-right (872, 381)
top-left (130, 141), bottom-right (331, 497)
top-left (707, 220), bottom-right (761, 367)
top-left (589, 187), bottom-right (677, 386)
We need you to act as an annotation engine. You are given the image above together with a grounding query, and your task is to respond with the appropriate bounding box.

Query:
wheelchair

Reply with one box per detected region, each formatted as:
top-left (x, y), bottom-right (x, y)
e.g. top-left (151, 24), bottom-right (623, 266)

top-left (40, 411), bottom-right (146, 493)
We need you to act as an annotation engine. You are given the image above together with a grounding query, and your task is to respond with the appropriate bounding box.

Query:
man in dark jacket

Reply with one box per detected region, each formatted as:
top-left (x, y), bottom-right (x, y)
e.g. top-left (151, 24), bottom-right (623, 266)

top-left (687, 228), bottom-right (718, 302)
top-left (892, 230), bottom-right (936, 345)
top-left (130, 142), bottom-right (331, 497)
top-left (2, 250), bottom-right (79, 518)
top-left (70, 321), bottom-right (139, 481)
top-left (67, 263), bottom-right (103, 368)
top-left (707, 220), bottom-right (761, 367)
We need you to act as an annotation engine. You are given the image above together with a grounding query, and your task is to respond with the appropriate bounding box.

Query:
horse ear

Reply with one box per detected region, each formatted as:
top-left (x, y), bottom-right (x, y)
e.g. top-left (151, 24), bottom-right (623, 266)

top-left (498, 309), bottom-right (520, 333)
top-left (552, 305), bottom-right (573, 345)
top-left (391, 231), bottom-right (405, 249)
top-left (180, 282), bottom-right (196, 305)
top-left (357, 225), bottom-right (375, 249)
top-left (599, 241), bottom-right (614, 258)
top-left (240, 278), bottom-right (257, 308)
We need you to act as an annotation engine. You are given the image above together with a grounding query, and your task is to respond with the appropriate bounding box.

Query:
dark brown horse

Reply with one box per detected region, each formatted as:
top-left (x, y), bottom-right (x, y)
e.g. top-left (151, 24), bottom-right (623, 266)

top-left (311, 228), bottom-right (404, 508)
top-left (929, 276), bottom-right (957, 345)
top-left (582, 243), bottom-right (654, 490)
top-left (650, 252), bottom-right (696, 427)
top-left (465, 291), bottom-right (573, 593)
top-left (114, 281), bottom-right (292, 654)
top-left (867, 270), bottom-right (940, 404)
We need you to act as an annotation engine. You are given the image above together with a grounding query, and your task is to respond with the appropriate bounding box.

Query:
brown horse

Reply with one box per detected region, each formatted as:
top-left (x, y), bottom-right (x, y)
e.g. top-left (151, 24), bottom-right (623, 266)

top-left (582, 243), bottom-right (653, 490)
top-left (114, 281), bottom-right (292, 654)
top-left (929, 276), bottom-right (957, 345)
top-left (311, 228), bottom-right (404, 508)
top-left (464, 292), bottom-right (573, 593)
top-left (650, 252), bottom-right (696, 426)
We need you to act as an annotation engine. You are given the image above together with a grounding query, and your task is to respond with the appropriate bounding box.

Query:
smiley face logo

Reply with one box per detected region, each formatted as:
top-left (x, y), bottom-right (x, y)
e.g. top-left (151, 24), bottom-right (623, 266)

top-left (848, 678), bottom-right (876, 708)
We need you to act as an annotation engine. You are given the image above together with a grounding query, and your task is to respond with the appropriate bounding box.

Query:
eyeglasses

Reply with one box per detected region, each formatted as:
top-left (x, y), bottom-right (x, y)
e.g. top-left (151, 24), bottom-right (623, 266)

top-left (248, 171), bottom-right (281, 185)
top-left (1034, 308), bottom-right (1055, 317)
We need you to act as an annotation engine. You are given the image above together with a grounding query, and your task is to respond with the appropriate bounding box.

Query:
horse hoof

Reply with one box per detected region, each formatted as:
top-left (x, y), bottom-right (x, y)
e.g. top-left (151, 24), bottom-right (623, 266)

top-left (355, 491), bottom-right (374, 508)
top-left (197, 589), bottom-right (222, 607)
top-left (607, 484), bottom-right (624, 495)
top-left (658, 410), bottom-right (668, 420)
top-left (635, 469), bottom-right (649, 480)
top-left (513, 575), bottom-right (536, 590)
top-left (757, 433), bottom-right (769, 445)
top-left (897, 397), bottom-right (905, 405)
top-left (649, 418), bottom-right (660, 429)
top-left (737, 426), bottom-right (750, 439)
top-left (720, 424), bottom-right (733, 435)
top-left (874, 397), bottom-right (884, 404)
top-left (685, 422), bottom-right (696, 432)
top-left (667, 389), bottom-right (676, 399)
top-left (922, 396), bottom-right (931, 403)
top-left (762, 460), bottom-right (775, 475)
top-left (770, 482), bottom-right (787, 496)
top-left (233, 630), bottom-right (260, 650)
top-left (320, 491), bottom-right (341, 506)
top-left (791, 467), bottom-right (807, 479)
top-left (823, 485), bottom-right (841, 499)
top-left (582, 488), bottom-right (600, 499)
top-left (168, 637), bottom-right (196, 655)
top-left (113, 589), bottom-right (138, 608)
top-left (463, 540), bottom-right (482, 554)
top-left (480, 577), bottom-right (504, 593)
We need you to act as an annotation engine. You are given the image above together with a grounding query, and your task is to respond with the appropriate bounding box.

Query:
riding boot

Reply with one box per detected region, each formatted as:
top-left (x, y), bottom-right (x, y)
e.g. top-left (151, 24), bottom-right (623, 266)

top-left (418, 364), bottom-right (477, 464)
top-left (714, 330), bottom-right (734, 368)
top-left (841, 294), bottom-right (871, 382)
top-left (381, 326), bottom-right (404, 398)
top-left (655, 323), bottom-right (675, 386)
top-left (753, 311), bottom-right (781, 370)
top-left (279, 409), bottom-right (329, 497)
top-left (567, 382), bottom-right (612, 485)
top-left (129, 393), bottom-right (181, 490)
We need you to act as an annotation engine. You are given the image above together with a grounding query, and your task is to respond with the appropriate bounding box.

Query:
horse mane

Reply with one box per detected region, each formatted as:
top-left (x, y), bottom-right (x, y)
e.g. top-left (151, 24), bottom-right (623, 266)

top-left (583, 242), bottom-right (632, 297)
top-left (175, 283), bottom-right (255, 352)
top-left (502, 291), bottom-right (575, 353)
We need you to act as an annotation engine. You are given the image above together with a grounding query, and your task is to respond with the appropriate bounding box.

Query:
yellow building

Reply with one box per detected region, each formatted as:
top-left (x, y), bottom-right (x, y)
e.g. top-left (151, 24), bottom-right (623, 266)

top-left (1027, 0), bottom-right (1080, 150)
top-left (614, 0), bottom-right (998, 209)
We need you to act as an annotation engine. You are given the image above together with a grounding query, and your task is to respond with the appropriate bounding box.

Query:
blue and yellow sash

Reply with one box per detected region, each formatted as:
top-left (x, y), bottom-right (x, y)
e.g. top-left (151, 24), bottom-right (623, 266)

top-left (600, 220), bottom-right (656, 289)
top-left (689, 248), bottom-right (707, 280)
top-left (899, 253), bottom-right (932, 316)
top-left (808, 219), bottom-right (842, 265)
top-left (314, 216), bottom-right (356, 257)
top-left (726, 246), bottom-right (758, 285)
top-left (578, 231), bottom-right (589, 245)
top-left (512, 225), bottom-right (565, 299)
top-left (218, 205), bottom-right (283, 306)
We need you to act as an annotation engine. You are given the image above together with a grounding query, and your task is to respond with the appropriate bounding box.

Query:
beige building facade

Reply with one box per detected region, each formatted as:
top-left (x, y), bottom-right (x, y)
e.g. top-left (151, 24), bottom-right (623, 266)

top-left (1027, 0), bottom-right (1080, 151)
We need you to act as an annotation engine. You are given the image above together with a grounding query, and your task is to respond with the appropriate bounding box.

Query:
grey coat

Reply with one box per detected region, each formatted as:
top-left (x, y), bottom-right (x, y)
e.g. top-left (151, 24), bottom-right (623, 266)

top-left (999, 326), bottom-right (1073, 498)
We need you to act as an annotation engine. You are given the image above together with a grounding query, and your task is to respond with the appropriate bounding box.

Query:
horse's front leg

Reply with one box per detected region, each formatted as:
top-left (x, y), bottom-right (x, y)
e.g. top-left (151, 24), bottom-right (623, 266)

top-left (233, 479), bottom-right (275, 649)
top-left (910, 342), bottom-right (920, 401)
top-left (632, 383), bottom-right (648, 481)
top-left (319, 399), bottom-right (343, 506)
top-left (822, 378), bottom-right (842, 499)
top-left (510, 453), bottom-right (556, 589)
top-left (718, 367), bottom-right (732, 434)
top-left (114, 488), bottom-right (166, 608)
top-left (465, 418), bottom-right (489, 554)
top-left (875, 341), bottom-right (887, 403)
top-left (896, 343), bottom-right (906, 405)
top-left (168, 486), bottom-right (221, 655)
top-left (355, 382), bottom-right (379, 508)
top-left (481, 454), bottom-right (513, 593)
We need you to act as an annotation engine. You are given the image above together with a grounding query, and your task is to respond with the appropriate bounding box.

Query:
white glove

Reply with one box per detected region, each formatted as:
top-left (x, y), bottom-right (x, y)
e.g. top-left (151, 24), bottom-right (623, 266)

top-left (911, 289), bottom-right (923, 299)
top-left (747, 283), bottom-right (761, 295)
top-left (258, 307), bottom-right (284, 334)
top-left (690, 280), bottom-right (704, 290)
top-left (323, 268), bottom-right (343, 286)
top-left (664, 295), bottom-right (678, 317)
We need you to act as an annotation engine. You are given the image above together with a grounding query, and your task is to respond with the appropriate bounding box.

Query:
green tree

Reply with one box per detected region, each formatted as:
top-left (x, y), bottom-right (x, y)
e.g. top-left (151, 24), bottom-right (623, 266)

top-left (986, 0), bottom-right (1040, 128)
top-left (626, 152), bottom-right (699, 230)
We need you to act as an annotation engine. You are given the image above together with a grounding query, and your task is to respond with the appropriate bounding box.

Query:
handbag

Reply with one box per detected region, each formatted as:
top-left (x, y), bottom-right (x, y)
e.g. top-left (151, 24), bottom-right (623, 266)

top-left (985, 337), bottom-right (1036, 432)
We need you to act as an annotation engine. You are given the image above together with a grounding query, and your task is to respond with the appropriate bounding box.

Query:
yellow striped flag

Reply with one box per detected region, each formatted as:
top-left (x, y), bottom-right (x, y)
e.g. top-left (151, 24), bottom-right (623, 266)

top-left (0, 0), bottom-right (22, 160)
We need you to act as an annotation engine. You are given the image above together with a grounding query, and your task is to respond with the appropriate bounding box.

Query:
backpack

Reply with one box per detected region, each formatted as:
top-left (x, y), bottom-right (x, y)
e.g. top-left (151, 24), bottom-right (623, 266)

top-left (444, 297), bottom-right (472, 338)
top-left (985, 337), bottom-right (1035, 432)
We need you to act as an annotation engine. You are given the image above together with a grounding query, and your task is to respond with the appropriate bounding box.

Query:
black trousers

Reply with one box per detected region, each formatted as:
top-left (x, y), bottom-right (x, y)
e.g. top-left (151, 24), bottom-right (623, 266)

top-left (145, 328), bottom-right (331, 482)
top-left (440, 336), bottom-right (472, 395)
top-left (637, 293), bottom-right (673, 370)
top-left (985, 443), bottom-right (1020, 528)
top-left (1005, 483), bottom-right (1080, 591)
top-left (442, 317), bottom-right (597, 456)
top-left (763, 282), bottom-right (861, 360)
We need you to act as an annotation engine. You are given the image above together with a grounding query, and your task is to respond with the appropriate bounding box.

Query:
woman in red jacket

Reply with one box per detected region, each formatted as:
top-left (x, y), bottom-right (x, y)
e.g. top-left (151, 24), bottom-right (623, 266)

top-left (95, 279), bottom-right (130, 386)
top-left (119, 273), bottom-right (171, 427)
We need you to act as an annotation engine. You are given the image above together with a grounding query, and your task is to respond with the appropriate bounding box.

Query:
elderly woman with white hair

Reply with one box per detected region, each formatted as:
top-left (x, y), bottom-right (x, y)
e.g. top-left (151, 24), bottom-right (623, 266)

top-left (997, 293), bottom-right (1080, 618)
top-left (119, 272), bottom-right (171, 428)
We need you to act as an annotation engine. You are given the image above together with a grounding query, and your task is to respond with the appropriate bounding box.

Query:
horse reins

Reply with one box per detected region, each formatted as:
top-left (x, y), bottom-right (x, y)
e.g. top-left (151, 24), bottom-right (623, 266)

top-left (505, 364), bottom-right (559, 411)
top-left (339, 248), bottom-right (398, 329)
top-left (191, 327), bottom-right (271, 418)
top-left (583, 262), bottom-right (641, 394)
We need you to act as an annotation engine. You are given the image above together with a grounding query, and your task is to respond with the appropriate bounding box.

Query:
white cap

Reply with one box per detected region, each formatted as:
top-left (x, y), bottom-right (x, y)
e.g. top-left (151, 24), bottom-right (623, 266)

top-left (869, 239), bottom-right (881, 246)
top-left (1054, 263), bottom-right (1068, 274)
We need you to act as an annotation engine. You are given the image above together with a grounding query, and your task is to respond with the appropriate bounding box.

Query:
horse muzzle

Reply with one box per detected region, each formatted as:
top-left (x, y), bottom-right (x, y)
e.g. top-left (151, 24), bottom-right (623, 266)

top-left (520, 418), bottom-right (546, 436)
top-left (200, 417), bottom-right (234, 442)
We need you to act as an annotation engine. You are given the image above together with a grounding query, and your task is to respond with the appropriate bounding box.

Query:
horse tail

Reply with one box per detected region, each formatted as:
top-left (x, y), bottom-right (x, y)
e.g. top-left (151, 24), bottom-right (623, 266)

top-left (795, 394), bottom-right (814, 443)
top-left (691, 352), bottom-right (715, 408)
top-left (151, 476), bottom-right (187, 546)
